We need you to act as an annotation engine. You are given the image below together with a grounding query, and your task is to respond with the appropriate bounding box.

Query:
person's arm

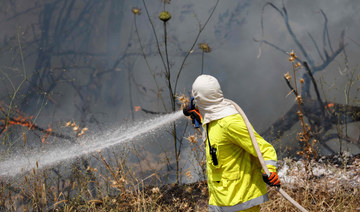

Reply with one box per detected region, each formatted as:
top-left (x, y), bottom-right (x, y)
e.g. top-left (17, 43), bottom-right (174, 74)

top-left (226, 118), bottom-right (278, 172)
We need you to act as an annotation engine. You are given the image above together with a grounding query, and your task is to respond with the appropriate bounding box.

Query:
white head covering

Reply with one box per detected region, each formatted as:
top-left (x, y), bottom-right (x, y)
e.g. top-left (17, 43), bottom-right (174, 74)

top-left (191, 75), bottom-right (238, 125)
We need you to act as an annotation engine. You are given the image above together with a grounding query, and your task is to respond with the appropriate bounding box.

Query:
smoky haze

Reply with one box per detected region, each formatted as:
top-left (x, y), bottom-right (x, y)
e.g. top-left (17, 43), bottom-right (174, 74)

top-left (0, 0), bottom-right (359, 170)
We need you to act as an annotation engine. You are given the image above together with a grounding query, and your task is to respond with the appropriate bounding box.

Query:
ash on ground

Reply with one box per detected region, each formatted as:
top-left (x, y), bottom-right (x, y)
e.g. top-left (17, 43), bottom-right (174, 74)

top-left (278, 153), bottom-right (360, 189)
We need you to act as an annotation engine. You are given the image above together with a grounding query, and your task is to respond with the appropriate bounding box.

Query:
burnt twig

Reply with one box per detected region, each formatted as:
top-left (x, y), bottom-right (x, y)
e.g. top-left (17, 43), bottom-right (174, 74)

top-left (284, 76), bottom-right (298, 97)
top-left (303, 62), bottom-right (325, 116)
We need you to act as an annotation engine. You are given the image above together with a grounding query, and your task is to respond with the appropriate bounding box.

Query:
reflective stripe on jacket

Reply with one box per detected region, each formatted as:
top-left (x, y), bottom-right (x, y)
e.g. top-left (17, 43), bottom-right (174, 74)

top-left (205, 113), bottom-right (278, 210)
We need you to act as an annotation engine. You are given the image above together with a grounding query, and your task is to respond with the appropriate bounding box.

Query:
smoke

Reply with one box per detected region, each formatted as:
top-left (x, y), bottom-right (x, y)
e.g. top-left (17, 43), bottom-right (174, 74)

top-left (0, 0), bottom-right (359, 164)
top-left (130, 0), bottom-right (360, 156)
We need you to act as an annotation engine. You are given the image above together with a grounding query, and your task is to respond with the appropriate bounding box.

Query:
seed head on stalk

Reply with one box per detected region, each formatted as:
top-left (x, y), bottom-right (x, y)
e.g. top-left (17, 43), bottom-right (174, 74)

top-left (199, 43), bottom-right (211, 53)
top-left (284, 72), bottom-right (292, 80)
top-left (132, 7), bottom-right (141, 15)
top-left (286, 50), bottom-right (318, 177)
top-left (289, 50), bottom-right (297, 58)
top-left (159, 11), bottom-right (171, 22)
top-left (288, 50), bottom-right (297, 62)
top-left (296, 95), bottom-right (303, 104)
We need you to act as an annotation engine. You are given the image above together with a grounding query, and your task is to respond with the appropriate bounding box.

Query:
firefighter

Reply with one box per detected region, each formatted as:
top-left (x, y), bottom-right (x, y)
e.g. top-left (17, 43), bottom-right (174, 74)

top-left (184, 74), bottom-right (280, 212)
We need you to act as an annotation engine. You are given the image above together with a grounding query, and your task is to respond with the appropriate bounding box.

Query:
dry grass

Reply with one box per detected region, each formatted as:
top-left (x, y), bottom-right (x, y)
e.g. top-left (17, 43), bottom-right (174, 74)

top-left (0, 153), bottom-right (359, 211)
top-left (263, 183), bottom-right (359, 212)
top-left (263, 156), bottom-right (360, 212)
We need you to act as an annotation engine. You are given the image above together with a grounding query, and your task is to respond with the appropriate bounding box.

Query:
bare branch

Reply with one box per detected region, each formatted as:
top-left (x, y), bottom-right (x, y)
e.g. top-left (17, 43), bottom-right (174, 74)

top-left (174, 0), bottom-right (220, 94)
top-left (141, 108), bottom-right (167, 115)
top-left (284, 76), bottom-right (298, 98)
top-left (141, 0), bottom-right (167, 74)
top-left (308, 32), bottom-right (325, 62)
top-left (259, 2), bottom-right (347, 98)
top-left (302, 61), bottom-right (325, 115)
top-left (320, 9), bottom-right (334, 54)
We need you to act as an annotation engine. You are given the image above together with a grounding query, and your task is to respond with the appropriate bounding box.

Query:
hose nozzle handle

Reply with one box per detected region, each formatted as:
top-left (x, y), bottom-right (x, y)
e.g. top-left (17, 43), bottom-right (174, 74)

top-left (183, 97), bottom-right (202, 128)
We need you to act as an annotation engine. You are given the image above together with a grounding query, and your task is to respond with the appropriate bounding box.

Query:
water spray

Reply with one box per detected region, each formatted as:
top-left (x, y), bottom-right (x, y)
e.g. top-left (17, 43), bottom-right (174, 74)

top-left (0, 110), bottom-right (183, 177)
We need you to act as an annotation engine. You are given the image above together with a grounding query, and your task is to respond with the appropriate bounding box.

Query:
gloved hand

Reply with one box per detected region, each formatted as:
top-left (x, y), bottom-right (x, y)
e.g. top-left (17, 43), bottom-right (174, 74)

top-left (262, 172), bottom-right (280, 187)
top-left (183, 107), bottom-right (202, 126)
top-left (183, 97), bottom-right (202, 128)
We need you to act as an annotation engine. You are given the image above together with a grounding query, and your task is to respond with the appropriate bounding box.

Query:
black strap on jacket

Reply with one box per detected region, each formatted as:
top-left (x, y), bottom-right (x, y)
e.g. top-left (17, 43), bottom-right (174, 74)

top-left (207, 123), bottom-right (218, 166)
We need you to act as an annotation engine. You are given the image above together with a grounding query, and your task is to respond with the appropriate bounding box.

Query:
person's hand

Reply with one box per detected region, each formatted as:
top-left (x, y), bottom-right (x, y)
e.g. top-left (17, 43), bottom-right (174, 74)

top-left (183, 107), bottom-right (202, 126)
top-left (262, 172), bottom-right (280, 187)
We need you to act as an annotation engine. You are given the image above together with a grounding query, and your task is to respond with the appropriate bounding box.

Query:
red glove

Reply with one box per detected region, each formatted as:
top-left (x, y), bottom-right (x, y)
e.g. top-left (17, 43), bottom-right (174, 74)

top-left (262, 172), bottom-right (280, 187)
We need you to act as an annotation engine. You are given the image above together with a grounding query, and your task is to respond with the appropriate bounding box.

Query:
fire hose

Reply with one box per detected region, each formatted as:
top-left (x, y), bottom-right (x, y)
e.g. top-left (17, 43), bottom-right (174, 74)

top-left (226, 99), bottom-right (308, 212)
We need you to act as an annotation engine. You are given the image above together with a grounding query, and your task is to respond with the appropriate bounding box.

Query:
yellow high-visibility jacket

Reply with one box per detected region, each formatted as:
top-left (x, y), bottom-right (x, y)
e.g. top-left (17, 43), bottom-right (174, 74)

top-left (205, 113), bottom-right (278, 212)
